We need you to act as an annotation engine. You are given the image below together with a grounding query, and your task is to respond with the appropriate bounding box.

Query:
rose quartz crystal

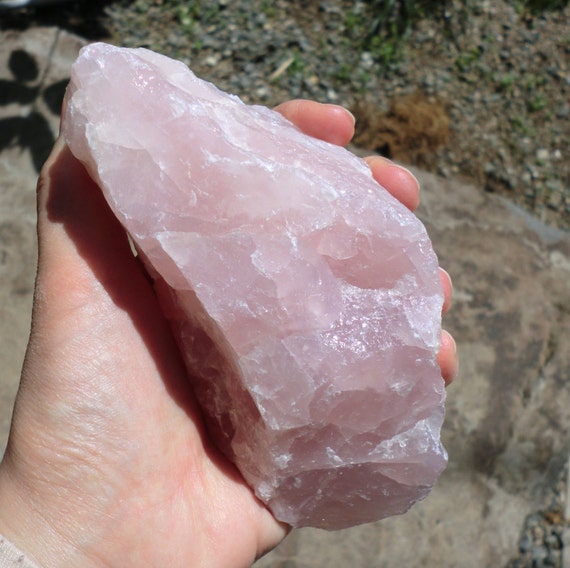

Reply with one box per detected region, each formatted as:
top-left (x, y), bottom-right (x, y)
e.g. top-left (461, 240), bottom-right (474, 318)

top-left (62, 43), bottom-right (447, 530)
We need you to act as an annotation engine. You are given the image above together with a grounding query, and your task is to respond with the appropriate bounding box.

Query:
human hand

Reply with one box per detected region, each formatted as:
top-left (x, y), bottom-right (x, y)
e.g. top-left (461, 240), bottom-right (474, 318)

top-left (0, 100), bottom-right (457, 568)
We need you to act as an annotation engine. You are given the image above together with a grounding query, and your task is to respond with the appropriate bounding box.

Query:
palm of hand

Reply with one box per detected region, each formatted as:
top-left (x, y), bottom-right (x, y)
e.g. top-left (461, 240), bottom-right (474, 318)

top-left (0, 101), bottom-right (456, 568)
top-left (6, 139), bottom-right (284, 568)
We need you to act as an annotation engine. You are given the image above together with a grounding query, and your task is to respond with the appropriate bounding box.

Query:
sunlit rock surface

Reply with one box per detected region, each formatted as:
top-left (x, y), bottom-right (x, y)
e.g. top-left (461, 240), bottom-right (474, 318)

top-left (62, 43), bottom-right (447, 530)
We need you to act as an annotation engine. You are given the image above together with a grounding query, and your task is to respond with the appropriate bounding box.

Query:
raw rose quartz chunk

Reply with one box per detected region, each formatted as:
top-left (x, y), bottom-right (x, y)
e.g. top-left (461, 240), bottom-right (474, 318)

top-left (62, 43), bottom-right (447, 530)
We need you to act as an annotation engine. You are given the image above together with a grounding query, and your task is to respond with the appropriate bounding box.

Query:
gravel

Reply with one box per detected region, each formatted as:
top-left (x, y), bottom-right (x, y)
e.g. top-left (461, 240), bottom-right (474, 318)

top-left (2, 0), bottom-right (568, 230)
top-left (101, 0), bottom-right (569, 231)
top-left (507, 462), bottom-right (568, 568)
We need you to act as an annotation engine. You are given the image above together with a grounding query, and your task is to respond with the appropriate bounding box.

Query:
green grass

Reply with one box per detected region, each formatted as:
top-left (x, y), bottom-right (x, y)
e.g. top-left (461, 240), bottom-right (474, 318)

top-left (454, 47), bottom-right (483, 72)
top-left (510, 116), bottom-right (536, 137)
top-left (287, 51), bottom-right (306, 77)
top-left (343, 0), bottom-right (449, 65)
top-left (528, 93), bottom-right (548, 112)
top-left (520, 0), bottom-right (569, 13)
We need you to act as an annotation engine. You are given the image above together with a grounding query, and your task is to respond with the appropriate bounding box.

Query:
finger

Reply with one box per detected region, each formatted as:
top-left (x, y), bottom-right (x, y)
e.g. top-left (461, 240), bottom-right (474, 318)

top-left (364, 156), bottom-right (420, 211)
top-left (439, 268), bottom-right (453, 315)
top-left (31, 138), bottom-right (200, 423)
top-left (438, 330), bottom-right (458, 386)
top-left (35, 138), bottom-right (140, 313)
top-left (274, 100), bottom-right (355, 146)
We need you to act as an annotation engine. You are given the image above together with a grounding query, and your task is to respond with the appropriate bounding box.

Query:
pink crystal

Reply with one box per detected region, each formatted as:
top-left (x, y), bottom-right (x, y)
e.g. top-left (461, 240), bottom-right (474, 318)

top-left (62, 43), bottom-right (447, 530)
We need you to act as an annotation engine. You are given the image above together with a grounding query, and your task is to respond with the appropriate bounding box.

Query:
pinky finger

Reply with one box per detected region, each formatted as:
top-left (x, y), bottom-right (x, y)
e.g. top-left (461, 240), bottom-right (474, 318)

top-left (438, 330), bottom-right (458, 386)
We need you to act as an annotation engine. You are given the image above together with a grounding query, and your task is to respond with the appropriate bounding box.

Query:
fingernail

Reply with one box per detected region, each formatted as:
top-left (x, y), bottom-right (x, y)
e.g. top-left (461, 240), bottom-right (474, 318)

top-left (440, 267), bottom-right (454, 294)
top-left (384, 161), bottom-right (421, 193)
top-left (396, 164), bottom-right (419, 191)
top-left (448, 333), bottom-right (459, 381)
top-left (365, 155), bottom-right (390, 164)
top-left (449, 332), bottom-right (457, 354)
top-left (331, 105), bottom-right (355, 126)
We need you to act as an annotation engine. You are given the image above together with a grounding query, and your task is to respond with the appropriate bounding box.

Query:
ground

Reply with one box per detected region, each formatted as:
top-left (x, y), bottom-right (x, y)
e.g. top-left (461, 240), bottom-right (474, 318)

top-left (3, 0), bottom-right (567, 229)
top-left (1, 2), bottom-right (569, 567)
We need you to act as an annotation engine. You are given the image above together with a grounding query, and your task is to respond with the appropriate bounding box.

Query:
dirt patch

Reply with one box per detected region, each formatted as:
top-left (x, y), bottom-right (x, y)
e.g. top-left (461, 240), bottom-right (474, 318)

top-left (352, 93), bottom-right (450, 169)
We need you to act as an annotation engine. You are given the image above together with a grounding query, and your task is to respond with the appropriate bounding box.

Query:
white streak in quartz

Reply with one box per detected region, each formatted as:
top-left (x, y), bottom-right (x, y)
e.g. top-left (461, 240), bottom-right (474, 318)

top-left (62, 43), bottom-right (447, 530)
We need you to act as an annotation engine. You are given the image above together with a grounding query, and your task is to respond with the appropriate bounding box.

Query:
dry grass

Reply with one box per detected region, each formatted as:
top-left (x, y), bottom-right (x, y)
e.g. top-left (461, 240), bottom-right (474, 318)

top-left (351, 92), bottom-right (450, 168)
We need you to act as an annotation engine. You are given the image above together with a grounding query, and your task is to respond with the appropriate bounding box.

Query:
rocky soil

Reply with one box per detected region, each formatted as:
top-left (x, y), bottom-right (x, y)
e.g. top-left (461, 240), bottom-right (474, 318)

top-left (108, 0), bottom-right (570, 231)
top-left (2, 0), bottom-right (568, 230)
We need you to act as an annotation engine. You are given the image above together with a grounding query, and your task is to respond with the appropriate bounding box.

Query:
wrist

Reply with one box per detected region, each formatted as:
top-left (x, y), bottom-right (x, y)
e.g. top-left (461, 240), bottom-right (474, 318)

top-left (0, 533), bottom-right (41, 568)
top-left (0, 452), bottom-right (100, 568)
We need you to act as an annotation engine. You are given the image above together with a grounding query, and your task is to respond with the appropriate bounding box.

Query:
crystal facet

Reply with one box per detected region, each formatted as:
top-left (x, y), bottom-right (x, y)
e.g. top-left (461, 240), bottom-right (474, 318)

top-left (62, 43), bottom-right (447, 530)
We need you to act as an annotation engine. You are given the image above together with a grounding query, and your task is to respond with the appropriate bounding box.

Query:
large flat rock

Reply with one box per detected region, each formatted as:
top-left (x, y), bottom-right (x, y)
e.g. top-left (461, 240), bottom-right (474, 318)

top-left (1, 27), bottom-right (569, 568)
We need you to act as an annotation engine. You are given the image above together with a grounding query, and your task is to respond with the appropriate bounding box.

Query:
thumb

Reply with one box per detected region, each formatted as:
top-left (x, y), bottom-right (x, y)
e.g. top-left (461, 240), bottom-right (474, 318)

top-left (16, 137), bottom-right (174, 414)
top-left (34, 137), bottom-right (139, 325)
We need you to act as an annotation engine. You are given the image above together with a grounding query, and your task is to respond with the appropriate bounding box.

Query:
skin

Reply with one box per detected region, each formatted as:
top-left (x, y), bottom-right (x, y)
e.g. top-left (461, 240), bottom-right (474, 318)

top-left (0, 100), bottom-right (457, 568)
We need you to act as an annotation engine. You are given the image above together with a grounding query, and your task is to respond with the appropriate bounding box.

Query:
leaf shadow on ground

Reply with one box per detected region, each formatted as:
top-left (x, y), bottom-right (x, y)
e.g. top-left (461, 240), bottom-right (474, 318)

top-left (0, 0), bottom-right (121, 39)
top-left (0, 48), bottom-right (68, 172)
